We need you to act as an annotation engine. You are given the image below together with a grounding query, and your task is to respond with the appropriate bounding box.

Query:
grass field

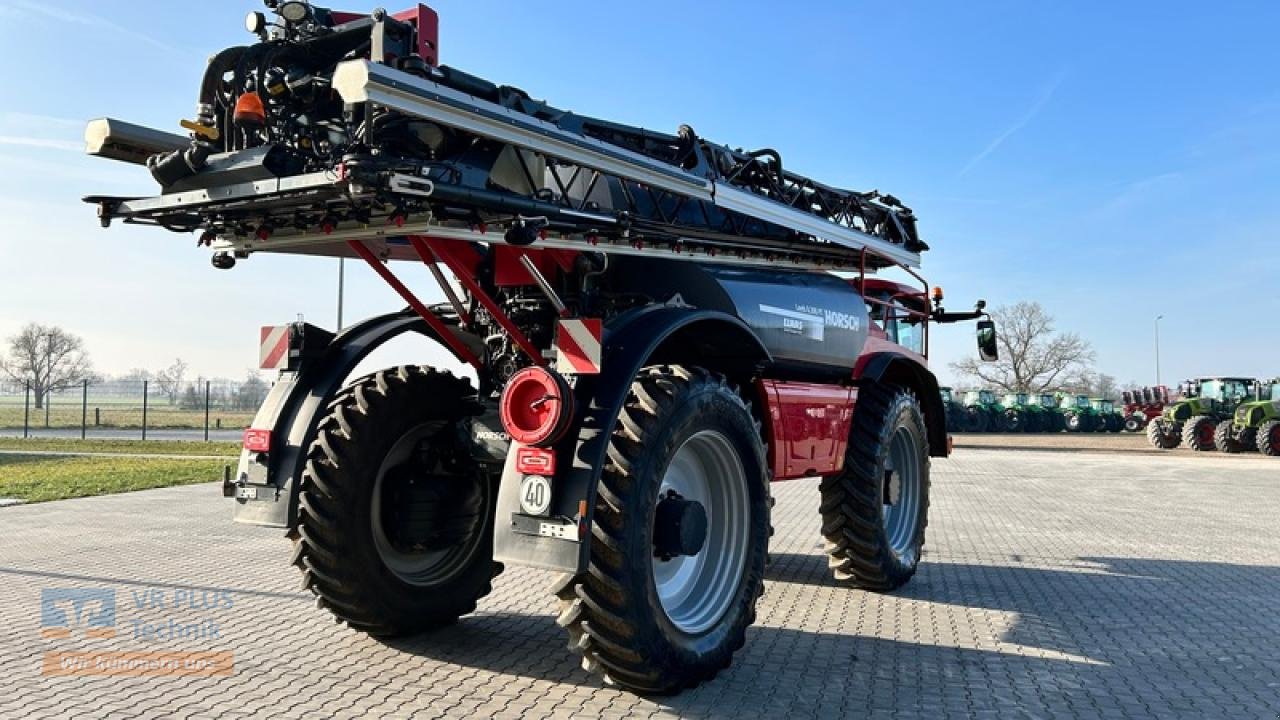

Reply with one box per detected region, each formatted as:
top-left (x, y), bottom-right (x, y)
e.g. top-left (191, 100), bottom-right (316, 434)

top-left (0, 454), bottom-right (228, 503)
top-left (0, 438), bottom-right (240, 456)
top-left (0, 405), bottom-right (255, 430)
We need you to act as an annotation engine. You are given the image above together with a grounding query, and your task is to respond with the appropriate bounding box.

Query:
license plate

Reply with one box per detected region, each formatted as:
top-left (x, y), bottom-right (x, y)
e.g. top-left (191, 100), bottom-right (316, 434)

top-left (236, 486), bottom-right (258, 500)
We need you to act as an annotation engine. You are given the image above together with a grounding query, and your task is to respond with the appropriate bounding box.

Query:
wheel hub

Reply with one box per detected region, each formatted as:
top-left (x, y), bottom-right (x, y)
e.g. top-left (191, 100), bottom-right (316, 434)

top-left (651, 430), bottom-right (750, 635)
top-left (883, 469), bottom-right (901, 506)
top-left (653, 491), bottom-right (709, 560)
top-left (370, 422), bottom-right (487, 586)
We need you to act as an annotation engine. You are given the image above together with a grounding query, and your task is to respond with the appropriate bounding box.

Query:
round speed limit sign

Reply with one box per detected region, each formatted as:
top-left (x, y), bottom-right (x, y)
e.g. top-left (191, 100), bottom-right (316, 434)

top-left (519, 474), bottom-right (552, 515)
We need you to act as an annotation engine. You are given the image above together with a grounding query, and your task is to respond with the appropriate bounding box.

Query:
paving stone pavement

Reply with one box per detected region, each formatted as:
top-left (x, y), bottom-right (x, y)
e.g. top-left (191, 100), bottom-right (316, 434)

top-left (1, 449), bottom-right (1278, 719)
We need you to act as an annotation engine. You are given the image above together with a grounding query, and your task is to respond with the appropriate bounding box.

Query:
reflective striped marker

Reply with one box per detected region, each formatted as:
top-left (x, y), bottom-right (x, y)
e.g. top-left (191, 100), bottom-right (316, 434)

top-left (555, 319), bottom-right (602, 375)
top-left (259, 325), bottom-right (290, 370)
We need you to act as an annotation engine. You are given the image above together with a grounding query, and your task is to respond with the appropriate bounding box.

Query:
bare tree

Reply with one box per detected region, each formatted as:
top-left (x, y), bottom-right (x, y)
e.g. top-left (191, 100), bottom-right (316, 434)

top-left (154, 358), bottom-right (188, 405)
top-left (950, 301), bottom-right (1095, 394)
top-left (0, 324), bottom-right (93, 409)
top-left (120, 368), bottom-right (152, 384)
top-left (1089, 373), bottom-right (1119, 400)
top-left (237, 370), bottom-right (269, 410)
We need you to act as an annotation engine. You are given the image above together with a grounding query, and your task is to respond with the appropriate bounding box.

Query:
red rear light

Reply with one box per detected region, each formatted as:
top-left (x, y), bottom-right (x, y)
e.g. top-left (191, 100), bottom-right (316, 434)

top-left (243, 429), bottom-right (272, 453)
top-left (500, 367), bottom-right (574, 446)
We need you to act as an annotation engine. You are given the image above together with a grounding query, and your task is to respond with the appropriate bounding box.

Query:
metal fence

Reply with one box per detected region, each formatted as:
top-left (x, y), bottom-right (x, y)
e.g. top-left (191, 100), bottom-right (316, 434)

top-left (0, 379), bottom-right (267, 441)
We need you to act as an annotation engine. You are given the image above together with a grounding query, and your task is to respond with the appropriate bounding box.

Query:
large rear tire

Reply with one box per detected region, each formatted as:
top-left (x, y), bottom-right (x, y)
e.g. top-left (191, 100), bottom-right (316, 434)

top-left (292, 366), bottom-right (500, 636)
top-left (1183, 415), bottom-right (1218, 452)
top-left (555, 366), bottom-right (769, 694)
top-left (964, 406), bottom-right (988, 433)
top-left (819, 383), bottom-right (930, 591)
top-left (1257, 420), bottom-right (1280, 457)
top-left (1215, 420), bottom-right (1244, 453)
top-left (1147, 418), bottom-right (1181, 449)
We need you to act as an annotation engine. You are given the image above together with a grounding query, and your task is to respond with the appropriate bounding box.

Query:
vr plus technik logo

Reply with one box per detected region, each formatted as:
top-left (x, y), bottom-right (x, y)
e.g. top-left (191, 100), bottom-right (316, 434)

top-left (40, 588), bottom-right (117, 640)
top-left (39, 586), bottom-right (237, 677)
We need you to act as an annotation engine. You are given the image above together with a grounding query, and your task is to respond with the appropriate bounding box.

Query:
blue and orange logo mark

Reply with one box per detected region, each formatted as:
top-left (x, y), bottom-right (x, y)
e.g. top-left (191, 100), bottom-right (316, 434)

top-left (40, 589), bottom-right (116, 640)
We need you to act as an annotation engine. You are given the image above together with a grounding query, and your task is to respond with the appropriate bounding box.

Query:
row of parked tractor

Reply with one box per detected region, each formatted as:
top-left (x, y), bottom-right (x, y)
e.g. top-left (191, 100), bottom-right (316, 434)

top-left (940, 388), bottom-right (1129, 434)
top-left (941, 377), bottom-right (1280, 456)
top-left (1144, 377), bottom-right (1280, 455)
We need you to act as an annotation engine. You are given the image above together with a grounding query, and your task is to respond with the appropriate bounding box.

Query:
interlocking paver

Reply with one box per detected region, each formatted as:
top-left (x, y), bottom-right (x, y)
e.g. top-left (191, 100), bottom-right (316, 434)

top-left (1, 449), bottom-right (1278, 718)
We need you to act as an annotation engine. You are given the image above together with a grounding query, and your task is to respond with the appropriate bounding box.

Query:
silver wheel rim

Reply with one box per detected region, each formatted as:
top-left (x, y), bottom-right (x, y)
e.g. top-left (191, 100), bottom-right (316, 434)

top-left (882, 425), bottom-right (923, 565)
top-left (651, 430), bottom-right (750, 635)
top-left (370, 422), bottom-right (486, 586)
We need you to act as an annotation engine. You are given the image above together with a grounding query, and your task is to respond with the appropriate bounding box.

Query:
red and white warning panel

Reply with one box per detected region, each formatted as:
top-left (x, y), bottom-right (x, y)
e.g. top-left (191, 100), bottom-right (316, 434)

top-left (259, 325), bottom-right (291, 371)
top-left (555, 319), bottom-right (602, 375)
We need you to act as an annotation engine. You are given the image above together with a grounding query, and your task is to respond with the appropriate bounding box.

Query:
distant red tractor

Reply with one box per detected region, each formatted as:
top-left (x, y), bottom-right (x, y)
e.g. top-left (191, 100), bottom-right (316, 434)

top-left (1120, 386), bottom-right (1170, 433)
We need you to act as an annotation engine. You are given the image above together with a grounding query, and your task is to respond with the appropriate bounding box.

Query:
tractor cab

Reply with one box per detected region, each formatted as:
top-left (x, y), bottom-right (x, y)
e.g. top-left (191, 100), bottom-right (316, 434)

top-left (1058, 394), bottom-right (1090, 410)
top-left (1001, 393), bottom-right (1030, 409)
top-left (1195, 378), bottom-right (1256, 409)
top-left (1039, 394), bottom-right (1056, 408)
top-left (965, 390), bottom-right (998, 407)
top-left (862, 279), bottom-right (929, 357)
top-left (940, 387), bottom-right (954, 404)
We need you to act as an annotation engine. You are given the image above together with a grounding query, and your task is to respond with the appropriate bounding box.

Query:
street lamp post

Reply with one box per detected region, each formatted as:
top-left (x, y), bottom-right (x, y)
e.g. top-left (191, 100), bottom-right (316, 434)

top-left (1154, 315), bottom-right (1163, 386)
top-left (337, 257), bottom-right (346, 331)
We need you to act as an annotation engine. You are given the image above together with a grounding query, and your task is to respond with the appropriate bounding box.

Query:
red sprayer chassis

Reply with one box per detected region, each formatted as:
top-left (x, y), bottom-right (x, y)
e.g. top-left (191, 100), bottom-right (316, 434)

top-left (84, 1), bottom-right (995, 694)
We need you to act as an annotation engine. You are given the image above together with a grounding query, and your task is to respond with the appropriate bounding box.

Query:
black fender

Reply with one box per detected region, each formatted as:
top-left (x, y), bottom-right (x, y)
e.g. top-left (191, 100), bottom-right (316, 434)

top-left (491, 306), bottom-right (771, 573)
top-left (231, 309), bottom-right (480, 528)
top-left (858, 352), bottom-right (948, 458)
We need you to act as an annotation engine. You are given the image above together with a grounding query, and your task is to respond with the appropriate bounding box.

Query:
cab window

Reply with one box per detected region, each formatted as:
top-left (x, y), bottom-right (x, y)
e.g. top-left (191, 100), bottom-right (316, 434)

top-left (865, 291), bottom-right (925, 355)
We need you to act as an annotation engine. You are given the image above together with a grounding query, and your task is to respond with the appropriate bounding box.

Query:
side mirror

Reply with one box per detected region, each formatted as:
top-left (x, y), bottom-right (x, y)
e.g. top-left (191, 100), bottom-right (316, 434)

top-left (977, 320), bottom-right (999, 362)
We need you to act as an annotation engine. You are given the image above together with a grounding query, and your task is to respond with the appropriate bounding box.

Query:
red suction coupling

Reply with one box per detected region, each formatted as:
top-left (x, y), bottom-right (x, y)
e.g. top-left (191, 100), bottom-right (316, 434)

top-left (500, 366), bottom-right (574, 447)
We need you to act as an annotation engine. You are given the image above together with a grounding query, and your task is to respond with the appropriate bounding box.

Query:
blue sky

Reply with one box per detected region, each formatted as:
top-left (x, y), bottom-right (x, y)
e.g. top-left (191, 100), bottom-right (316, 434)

top-left (0, 1), bottom-right (1276, 386)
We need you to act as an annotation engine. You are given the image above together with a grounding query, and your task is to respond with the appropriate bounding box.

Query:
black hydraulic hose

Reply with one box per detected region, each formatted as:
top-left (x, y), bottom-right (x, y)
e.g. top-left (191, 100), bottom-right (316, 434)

top-left (747, 148), bottom-right (784, 186)
top-left (427, 183), bottom-right (618, 230)
top-left (198, 46), bottom-right (248, 113)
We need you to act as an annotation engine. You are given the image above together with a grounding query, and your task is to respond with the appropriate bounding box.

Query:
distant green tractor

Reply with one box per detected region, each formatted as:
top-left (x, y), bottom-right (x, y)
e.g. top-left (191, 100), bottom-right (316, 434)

top-left (940, 387), bottom-right (967, 433)
top-left (1217, 378), bottom-right (1280, 455)
top-left (963, 389), bottom-right (1006, 432)
top-left (1147, 377), bottom-right (1257, 451)
top-left (1090, 399), bottom-right (1123, 433)
top-left (1038, 393), bottom-right (1066, 432)
top-left (1014, 392), bottom-right (1058, 433)
top-left (1057, 394), bottom-right (1097, 432)
top-left (1000, 393), bottom-right (1038, 432)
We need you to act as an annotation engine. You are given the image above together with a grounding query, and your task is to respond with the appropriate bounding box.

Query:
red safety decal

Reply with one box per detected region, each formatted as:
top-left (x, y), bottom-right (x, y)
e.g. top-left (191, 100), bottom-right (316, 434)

top-left (243, 429), bottom-right (272, 453)
top-left (555, 319), bottom-right (603, 375)
top-left (259, 326), bottom-right (290, 371)
top-left (515, 446), bottom-right (557, 476)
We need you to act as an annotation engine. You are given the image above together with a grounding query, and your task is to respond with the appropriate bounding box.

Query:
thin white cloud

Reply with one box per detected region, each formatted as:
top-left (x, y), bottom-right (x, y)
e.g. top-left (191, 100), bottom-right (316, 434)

top-left (959, 70), bottom-right (1068, 177)
top-left (0, 136), bottom-right (81, 152)
top-left (1096, 172), bottom-right (1182, 216)
top-left (3, 0), bottom-right (190, 56)
top-left (0, 111), bottom-right (82, 128)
